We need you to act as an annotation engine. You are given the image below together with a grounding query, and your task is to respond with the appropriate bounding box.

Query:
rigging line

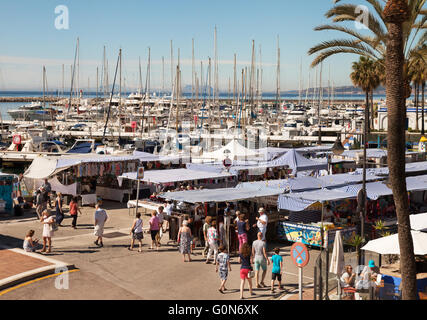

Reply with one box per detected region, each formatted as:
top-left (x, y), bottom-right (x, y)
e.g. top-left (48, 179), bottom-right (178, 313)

top-left (102, 50), bottom-right (121, 141)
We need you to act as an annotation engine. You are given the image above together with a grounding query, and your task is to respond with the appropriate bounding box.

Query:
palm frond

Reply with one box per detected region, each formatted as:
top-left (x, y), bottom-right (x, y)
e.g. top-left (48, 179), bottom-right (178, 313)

top-left (310, 48), bottom-right (377, 68)
top-left (314, 24), bottom-right (386, 55)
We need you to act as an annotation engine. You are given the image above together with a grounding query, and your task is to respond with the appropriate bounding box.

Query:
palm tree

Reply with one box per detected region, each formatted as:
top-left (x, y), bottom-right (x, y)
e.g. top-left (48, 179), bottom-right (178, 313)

top-left (384, 0), bottom-right (418, 300)
top-left (308, 0), bottom-right (427, 68)
top-left (408, 45), bottom-right (427, 132)
top-left (308, 0), bottom-right (427, 107)
top-left (350, 57), bottom-right (381, 134)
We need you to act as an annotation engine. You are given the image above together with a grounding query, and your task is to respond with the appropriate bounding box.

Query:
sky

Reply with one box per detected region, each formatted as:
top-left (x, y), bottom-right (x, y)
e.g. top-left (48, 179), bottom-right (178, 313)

top-left (0, 0), bottom-right (375, 92)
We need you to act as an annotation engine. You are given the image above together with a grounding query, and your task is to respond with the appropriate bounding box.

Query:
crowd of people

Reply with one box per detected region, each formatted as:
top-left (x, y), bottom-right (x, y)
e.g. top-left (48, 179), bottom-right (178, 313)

top-left (23, 192), bottom-right (287, 299)
top-left (23, 197), bottom-right (109, 254)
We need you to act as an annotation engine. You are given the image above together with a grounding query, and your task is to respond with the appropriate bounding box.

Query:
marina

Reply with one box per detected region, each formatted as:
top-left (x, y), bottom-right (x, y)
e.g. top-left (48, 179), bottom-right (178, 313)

top-left (0, 0), bottom-right (426, 306)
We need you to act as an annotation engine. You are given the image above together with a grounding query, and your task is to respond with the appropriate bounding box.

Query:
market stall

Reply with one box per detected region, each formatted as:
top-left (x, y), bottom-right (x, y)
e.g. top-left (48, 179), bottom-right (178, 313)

top-left (23, 154), bottom-right (142, 205)
top-left (277, 189), bottom-right (358, 248)
top-left (0, 173), bottom-right (15, 212)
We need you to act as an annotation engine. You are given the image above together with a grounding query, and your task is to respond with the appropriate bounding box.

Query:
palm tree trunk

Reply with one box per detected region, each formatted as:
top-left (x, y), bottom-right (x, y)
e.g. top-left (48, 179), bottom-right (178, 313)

top-left (365, 91), bottom-right (369, 143)
top-left (370, 90), bottom-right (374, 132)
top-left (415, 83), bottom-right (419, 131)
top-left (422, 81), bottom-right (425, 136)
top-left (385, 13), bottom-right (418, 300)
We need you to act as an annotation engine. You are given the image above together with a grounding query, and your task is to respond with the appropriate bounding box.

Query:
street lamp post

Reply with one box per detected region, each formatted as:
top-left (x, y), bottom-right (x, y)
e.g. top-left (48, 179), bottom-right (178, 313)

top-left (322, 134), bottom-right (344, 300)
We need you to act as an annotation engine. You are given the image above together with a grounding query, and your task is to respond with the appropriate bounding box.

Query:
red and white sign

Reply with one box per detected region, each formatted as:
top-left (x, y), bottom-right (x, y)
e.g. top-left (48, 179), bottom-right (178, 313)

top-left (290, 242), bottom-right (310, 268)
top-left (12, 135), bottom-right (22, 145)
top-left (137, 166), bottom-right (144, 179)
top-left (223, 158), bottom-right (232, 168)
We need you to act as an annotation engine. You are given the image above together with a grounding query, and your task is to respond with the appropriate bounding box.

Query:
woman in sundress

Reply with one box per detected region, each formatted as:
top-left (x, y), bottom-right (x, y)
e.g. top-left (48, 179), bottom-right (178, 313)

top-left (178, 220), bottom-right (192, 262)
top-left (40, 210), bottom-right (55, 253)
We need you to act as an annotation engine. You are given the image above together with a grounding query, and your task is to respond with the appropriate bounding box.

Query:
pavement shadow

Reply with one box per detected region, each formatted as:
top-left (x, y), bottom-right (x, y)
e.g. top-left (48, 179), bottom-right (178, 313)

top-left (0, 234), bottom-right (25, 249)
top-left (55, 249), bottom-right (99, 254)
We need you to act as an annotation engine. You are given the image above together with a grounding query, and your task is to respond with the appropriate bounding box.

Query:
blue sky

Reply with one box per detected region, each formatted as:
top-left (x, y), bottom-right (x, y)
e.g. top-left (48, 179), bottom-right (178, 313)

top-left (0, 0), bottom-right (371, 91)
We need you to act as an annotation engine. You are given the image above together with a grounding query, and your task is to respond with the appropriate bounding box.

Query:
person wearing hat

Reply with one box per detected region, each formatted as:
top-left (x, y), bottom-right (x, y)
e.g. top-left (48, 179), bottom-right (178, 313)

top-left (253, 207), bottom-right (268, 241)
top-left (361, 260), bottom-right (380, 281)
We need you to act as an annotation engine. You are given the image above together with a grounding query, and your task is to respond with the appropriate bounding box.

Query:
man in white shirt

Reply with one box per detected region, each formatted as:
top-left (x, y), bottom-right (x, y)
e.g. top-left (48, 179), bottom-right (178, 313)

top-left (254, 207), bottom-right (268, 241)
top-left (163, 200), bottom-right (173, 231)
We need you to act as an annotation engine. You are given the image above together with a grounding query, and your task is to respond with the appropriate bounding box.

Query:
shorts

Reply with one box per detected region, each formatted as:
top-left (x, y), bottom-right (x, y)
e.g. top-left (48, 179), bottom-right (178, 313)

top-left (240, 268), bottom-right (251, 280)
top-left (254, 259), bottom-right (267, 271)
top-left (150, 230), bottom-right (159, 241)
top-left (132, 232), bottom-right (143, 240)
top-left (272, 272), bottom-right (282, 281)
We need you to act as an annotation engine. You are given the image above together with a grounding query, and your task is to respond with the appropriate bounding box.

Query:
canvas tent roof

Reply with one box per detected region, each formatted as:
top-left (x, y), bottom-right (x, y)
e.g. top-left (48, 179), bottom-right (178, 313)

top-left (409, 213), bottom-right (427, 232)
top-left (157, 185), bottom-right (284, 204)
top-left (353, 161), bottom-right (427, 176)
top-left (117, 168), bottom-right (234, 185)
top-left (24, 153), bottom-right (186, 180)
top-left (269, 149), bottom-right (328, 173)
top-left (278, 189), bottom-right (356, 212)
top-left (197, 140), bottom-right (263, 161)
top-left (336, 175), bottom-right (427, 200)
top-left (361, 231), bottom-right (427, 255)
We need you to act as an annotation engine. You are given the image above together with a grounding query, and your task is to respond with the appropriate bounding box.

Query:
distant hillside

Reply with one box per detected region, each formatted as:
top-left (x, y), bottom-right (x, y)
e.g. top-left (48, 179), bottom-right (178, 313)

top-left (282, 85), bottom-right (386, 96)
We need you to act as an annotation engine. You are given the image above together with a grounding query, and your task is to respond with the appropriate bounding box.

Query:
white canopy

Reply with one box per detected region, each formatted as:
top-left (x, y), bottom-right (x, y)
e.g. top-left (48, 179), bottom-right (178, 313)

top-left (278, 189), bottom-right (356, 211)
top-left (337, 175), bottom-right (427, 200)
top-left (157, 184), bottom-right (284, 204)
top-left (409, 213), bottom-right (427, 232)
top-left (197, 140), bottom-right (264, 162)
top-left (117, 168), bottom-right (234, 185)
top-left (361, 231), bottom-right (427, 255)
top-left (269, 149), bottom-right (328, 174)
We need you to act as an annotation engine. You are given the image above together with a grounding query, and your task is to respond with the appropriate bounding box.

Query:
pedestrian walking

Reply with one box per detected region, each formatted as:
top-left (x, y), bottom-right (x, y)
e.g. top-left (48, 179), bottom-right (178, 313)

top-left (254, 207), bottom-right (268, 241)
top-left (55, 192), bottom-right (64, 226)
top-left (129, 212), bottom-right (143, 252)
top-left (94, 200), bottom-right (108, 247)
top-left (216, 245), bottom-right (231, 294)
top-left (206, 220), bottom-right (219, 264)
top-left (40, 210), bottom-right (55, 253)
top-left (149, 211), bottom-right (160, 250)
top-left (177, 220), bottom-right (192, 262)
top-left (42, 179), bottom-right (52, 209)
top-left (35, 189), bottom-right (43, 219)
top-left (239, 242), bottom-right (255, 299)
top-left (252, 232), bottom-right (270, 288)
top-left (270, 247), bottom-right (284, 293)
top-left (156, 206), bottom-right (165, 246)
top-left (202, 216), bottom-right (212, 257)
top-left (69, 197), bottom-right (82, 229)
top-left (236, 212), bottom-right (249, 252)
top-left (23, 230), bottom-right (38, 252)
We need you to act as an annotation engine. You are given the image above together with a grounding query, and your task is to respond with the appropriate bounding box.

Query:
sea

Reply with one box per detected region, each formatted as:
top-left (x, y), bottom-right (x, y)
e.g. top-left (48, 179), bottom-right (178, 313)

top-left (0, 91), bottom-right (387, 121)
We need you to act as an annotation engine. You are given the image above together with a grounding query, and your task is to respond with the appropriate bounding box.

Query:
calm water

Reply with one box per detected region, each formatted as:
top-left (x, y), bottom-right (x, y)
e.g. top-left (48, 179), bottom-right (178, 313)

top-left (0, 91), bottom-right (386, 121)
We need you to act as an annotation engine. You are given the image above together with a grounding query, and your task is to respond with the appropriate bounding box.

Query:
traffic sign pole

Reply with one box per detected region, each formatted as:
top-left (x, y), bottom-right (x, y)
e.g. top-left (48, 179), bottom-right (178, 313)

top-left (135, 167), bottom-right (144, 216)
top-left (299, 267), bottom-right (303, 300)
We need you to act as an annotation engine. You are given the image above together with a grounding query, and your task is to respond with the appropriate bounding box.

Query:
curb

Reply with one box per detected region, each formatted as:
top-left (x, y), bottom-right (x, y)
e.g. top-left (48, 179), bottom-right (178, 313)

top-left (0, 247), bottom-right (75, 291)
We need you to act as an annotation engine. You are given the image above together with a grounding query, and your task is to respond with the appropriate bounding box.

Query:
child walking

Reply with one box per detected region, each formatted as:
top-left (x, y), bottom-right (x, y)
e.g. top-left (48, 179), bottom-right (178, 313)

top-left (270, 247), bottom-right (284, 293)
top-left (216, 245), bottom-right (232, 294)
top-left (206, 220), bottom-right (219, 264)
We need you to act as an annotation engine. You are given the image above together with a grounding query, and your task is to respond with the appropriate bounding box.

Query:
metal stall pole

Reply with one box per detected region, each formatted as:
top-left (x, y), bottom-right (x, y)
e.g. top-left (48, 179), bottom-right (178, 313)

top-left (135, 178), bottom-right (141, 217)
top-left (313, 266), bottom-right (318, 300)
top-left (319, 201), bottom-right (325, 300)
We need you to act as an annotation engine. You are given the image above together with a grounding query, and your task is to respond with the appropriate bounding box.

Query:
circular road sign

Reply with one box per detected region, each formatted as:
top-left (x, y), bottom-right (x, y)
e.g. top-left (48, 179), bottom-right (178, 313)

top-left (137, 166), bottom-right (144, 179)
top-left (223, 158), bottom-right (232, 168)
top-left (290, 242), bottom-right (310, 268)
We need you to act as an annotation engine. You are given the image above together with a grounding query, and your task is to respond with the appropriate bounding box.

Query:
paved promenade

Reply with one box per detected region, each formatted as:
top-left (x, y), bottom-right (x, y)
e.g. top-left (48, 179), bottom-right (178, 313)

top-left (0, 202), bottom-right (318, 300)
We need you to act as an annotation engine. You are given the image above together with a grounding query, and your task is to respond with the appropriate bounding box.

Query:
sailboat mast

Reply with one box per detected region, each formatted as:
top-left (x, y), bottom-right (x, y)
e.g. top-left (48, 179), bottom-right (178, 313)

top-left (233, 53), bottom-right (237, 106)
top-left (318, 62), bottom-right (323, 145)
